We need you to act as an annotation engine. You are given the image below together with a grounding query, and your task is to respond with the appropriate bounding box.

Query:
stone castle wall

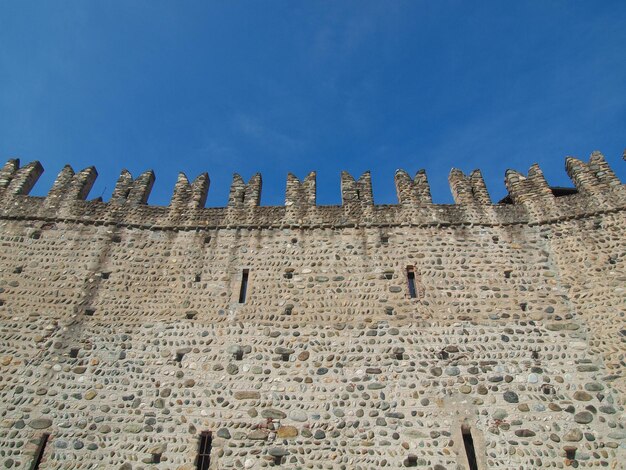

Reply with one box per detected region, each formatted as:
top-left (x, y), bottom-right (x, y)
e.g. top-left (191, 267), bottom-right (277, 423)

top-left (0, 153), bottom-right (624, 469)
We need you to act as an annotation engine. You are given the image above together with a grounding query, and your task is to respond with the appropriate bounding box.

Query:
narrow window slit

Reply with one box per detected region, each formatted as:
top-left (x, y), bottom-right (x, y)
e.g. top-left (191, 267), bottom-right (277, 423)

top-left (238, 269), bottom-right (249, 303)
top-left (151, 452), bottom-right (162, 464)
top-left (407, 267), bottom-right (417, 299)
top-left (462, 425), bottom-right (479, 470)
top-left (520, 302), bottom-right (527, 312)
top-left (194, 274), bottom-right (201, 283)
top-left (69, 348), bottom-right (79, 359)
top-left (30, 433), bottom-right (50, 470)
top-left (196, 431), bottom-right (212, 470)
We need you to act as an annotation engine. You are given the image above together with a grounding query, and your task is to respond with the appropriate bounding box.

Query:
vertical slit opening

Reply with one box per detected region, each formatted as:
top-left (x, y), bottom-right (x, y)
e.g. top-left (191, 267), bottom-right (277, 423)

top-left (30, 433), bottom-right (50, 470)
top-left (196, 431), bottom-right (212, 470)
top-left (462, 425), bottom-right (479, 470)
top-left (238, 269), bottom-right (249, 303)
top-left (407, 267), bottom-right (417, 298)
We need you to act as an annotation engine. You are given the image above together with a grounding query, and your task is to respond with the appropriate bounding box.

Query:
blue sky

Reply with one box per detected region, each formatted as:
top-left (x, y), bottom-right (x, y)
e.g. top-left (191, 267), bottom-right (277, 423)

top-left (1, 1), bottom-right (625, 206)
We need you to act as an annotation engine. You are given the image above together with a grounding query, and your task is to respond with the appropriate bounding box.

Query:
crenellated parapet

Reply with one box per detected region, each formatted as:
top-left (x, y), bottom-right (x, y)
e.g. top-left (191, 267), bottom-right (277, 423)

top-left (448, 168), bottom-right (491, 205)
top-left (228, 173), bottom-right (262, 209)
top-left (395, 169), bottom-right (432, 205)
top-left (111, 169), bottom-right (155, 205)
top-left (0, 159), bottom-right (44, 198)
top-left (0, 151), bottom-right (624, 229)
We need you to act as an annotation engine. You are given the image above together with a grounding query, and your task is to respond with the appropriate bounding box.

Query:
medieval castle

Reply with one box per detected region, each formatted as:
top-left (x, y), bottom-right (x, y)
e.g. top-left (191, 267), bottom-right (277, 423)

top-left (0, 151), bottom-right (624, 469)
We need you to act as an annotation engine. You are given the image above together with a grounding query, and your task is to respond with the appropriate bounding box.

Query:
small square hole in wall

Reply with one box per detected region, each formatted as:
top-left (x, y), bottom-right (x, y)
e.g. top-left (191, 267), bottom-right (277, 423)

top-left (0, 299), bottom-right (5, 307)
top-left (204, 236), bottom-right (211, 244)
top-left (30, 231), bottom-right (41, 240)
top-left (283, 305), bottom-right (293, 316)
top-left (520, 303), bottom-right (527, 312)
top-left (284, 271), bottom-right (293, 280)
top-left (504, 270), bottom-right (512, 279)
top-left (111, 235), bottom-right (121, 243)
top-left (564, 447), bottom-right (576, 460)
top-left (175, 352), bottom-right (185, 363)
top-left (101, 272), bottom-right (110, 280)
top-left (186, 311), bottom-right (197, 320)
top-left (194, 274), bottom-right (201, 283)
top-left (281, 353), bottom-right (290, 362)
top-left (69, 348), bottom-right (79, 358)
top-left (383, 271), bottom-right (393, 280)
top-left (234, 350), bottom-right (244, 361)
top-left (13, 266), bottom-right (23, 274)
top-left (84, 308), bottom-right (95, 316)
top-left (380, 235), bottom-right (389, 245)
top-left (151, 452), bottom-right (162, 464)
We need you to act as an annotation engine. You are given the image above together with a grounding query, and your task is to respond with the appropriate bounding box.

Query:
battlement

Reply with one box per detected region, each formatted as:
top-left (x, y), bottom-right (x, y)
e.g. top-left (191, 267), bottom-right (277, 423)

top-left (0, 152), bottom-right (624, 229)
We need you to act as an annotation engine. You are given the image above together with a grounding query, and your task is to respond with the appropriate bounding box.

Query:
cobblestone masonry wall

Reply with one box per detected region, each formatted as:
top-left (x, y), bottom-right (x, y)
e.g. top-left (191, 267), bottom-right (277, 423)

top-left (0, 152), bottom-right (624, 469)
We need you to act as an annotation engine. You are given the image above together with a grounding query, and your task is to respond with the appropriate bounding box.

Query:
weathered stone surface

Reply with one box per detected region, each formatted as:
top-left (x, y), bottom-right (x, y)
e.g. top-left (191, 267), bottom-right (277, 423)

top-left (0, 156), bottom-right (623, 468)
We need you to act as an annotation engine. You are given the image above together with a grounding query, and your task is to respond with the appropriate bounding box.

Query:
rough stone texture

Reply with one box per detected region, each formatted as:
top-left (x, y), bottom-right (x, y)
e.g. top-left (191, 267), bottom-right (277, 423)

top-left (0, 153), bottom-right (624, 469)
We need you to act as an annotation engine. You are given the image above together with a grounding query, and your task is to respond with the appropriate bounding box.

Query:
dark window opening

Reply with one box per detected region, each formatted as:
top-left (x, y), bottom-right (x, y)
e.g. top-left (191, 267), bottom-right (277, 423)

top-left (355, 189), bottom-right (361, 200)
top-left (101, 272), bottom-right (110, 280)
top-left (69, 348), bottom-right (79, 359)
top-left (151, 453), bottom-right (162, 464)
top-left (175, 353), bottom-right (185, 363)
top-left (238, 269), bottom-right (249, 303)
top-left (504, 270), bottom-right (512, 279)
top-left (204, 236), bottom-right (211, 244)
top-left (14, 266), bottom-right (23, 274)
top-left (31, 231), bottom-right (42, 239)
top-left (0, 299), bottom-right (5, 307)
top-left (381, 235), bottom-right (389, 245)
top-left (111, 235), bottom-right (121, 243)
top-left (30, 433), bottom-right (50, 470)
top-left (283, 305), bottom-right (293, 316)
top-left (284, 271), bottom-right (293, 279)
top-left (194, 274), bottom-right (201, 283)
top-left (385, 307), bottom-right (394, 316)
top-left (84, 308), bottom-right (95, 316)
top-left (531, 350), bottom-right (539, 360)
top-left (197, 431), bottom-right (212, 470)
top-left (273, 455), bottom-right (283, 465)
top-left (405, 455), bottom-right (418, 467)
top-left (383, 271), bottom-right (393, 280)
top-left (281, 353), bottom-right (291, 362)
top-left (407, 267), bottom-right (417, 299)
top-left (519, 303), bottom-right (527, 312)
top-left (186, 312), bottom-right (197, 320)
top-left (462, 426), bottom-right (479, 470)
top-left (551, 187), bottom-right (578, 198)
top-left (395, 352), bottom-right (403, 360)
top-left (234, 350), bottom-right (244, 361)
